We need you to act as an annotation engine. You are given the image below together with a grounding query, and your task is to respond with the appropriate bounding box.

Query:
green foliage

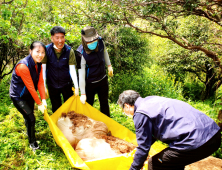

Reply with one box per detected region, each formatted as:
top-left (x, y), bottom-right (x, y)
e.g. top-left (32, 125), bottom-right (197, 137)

top-left (1, 0), bottom-right (222, 165)
top-left (109, 65), bottom-right (183, 102)
top-left (212, 138), bottom-right (222, 159)
top-left (103, 26), bottom-right (151, 74)
top-left (151, 16), bottom-right (219, 100)
top-left (0, 0), bottom-right (84, 80)
top-left (211, 87), bottom-right (222, 121)
top-left (182, 76), bottom-right (205, 101)
top-left (0, 74), bottom-right (12, 121)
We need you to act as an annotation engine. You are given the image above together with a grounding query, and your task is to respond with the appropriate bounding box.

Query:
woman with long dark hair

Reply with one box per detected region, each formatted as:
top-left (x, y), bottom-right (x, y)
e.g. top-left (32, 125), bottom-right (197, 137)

top-left (10, 41), bottom-right (47, 150)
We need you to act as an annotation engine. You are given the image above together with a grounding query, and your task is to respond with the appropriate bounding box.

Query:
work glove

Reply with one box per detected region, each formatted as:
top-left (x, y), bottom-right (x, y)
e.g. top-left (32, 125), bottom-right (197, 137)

top-left (108, 65), bottom-right (113, 77)
top-left (80, 94), bottom-right (86, 104)
top-left (38, 103), bottom-right (46, 113)
top-left (74, 88), bottom-right (79, 96)
top-left (42, 99), bottom-right (47, 108)
top-left (45, 87), bottom-right (49, 99)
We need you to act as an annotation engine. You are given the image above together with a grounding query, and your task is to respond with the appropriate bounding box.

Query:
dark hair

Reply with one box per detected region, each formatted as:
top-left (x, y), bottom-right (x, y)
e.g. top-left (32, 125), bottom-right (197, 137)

top-left (30, 41), bottom-right (46, 52)
top-left (117, 90), bottom-right (141, 108)
top-left (50, 26), bottom-right (66, 36)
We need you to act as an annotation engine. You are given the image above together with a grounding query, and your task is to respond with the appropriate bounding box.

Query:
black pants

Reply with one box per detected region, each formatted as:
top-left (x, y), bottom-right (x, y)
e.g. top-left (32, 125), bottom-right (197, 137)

top-left (148, 130), bottom-right (221, 170)
top-left (11, 98), bottom-right (36, 144)
top-left (48, 84), bottom-right (73, 113)
top-left (86, 76), bottom-right (110, 117)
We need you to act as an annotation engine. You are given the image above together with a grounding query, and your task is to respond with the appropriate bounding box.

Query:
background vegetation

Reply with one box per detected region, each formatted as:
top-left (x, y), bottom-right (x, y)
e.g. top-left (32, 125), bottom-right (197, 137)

top-left (0, 0), bottom-right (222, 169)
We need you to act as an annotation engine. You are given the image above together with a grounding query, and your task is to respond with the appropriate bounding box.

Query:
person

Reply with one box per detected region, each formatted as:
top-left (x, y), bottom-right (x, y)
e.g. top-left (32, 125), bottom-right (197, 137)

top-left (117, 90), bottom-right (221, 170)
top-left (10, 41), bottom-right (47, 150)
top-left (75, 26), bottom-right (113, 117)
top-left (42, 26), bottom-right (79, 113)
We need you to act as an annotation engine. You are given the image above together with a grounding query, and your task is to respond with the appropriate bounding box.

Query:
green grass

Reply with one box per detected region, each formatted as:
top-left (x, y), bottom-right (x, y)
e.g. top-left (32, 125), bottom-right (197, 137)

top-left (0, 73), bottom-right (135, 170)
top-left (0, 69), bottom-right (221, 169)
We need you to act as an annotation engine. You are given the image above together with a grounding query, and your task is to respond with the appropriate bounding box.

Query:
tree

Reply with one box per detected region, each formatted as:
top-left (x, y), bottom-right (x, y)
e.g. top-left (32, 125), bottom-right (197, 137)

top-left (62, 0), bottom-right (222, 99)
top-left (155, 15), bottom-right (220, 99)
top-left (0, 0), bottom-right (29, 79)
top-left (0, 0), bottom-right (81, 80)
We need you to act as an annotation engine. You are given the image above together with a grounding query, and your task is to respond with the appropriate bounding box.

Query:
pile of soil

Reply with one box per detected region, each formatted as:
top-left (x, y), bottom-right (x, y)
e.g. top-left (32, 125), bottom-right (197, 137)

top-left (60, 111), bottom-right (136, 154)
top-left (185, 156), bottom-right (222, 170)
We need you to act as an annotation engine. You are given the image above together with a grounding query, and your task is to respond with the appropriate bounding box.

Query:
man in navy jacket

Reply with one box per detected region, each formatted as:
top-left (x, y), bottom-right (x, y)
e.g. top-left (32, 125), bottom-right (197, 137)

top-left (42, 26), bottom-right (79, 112)
top-left (118, 90), bottom-right (221, 170)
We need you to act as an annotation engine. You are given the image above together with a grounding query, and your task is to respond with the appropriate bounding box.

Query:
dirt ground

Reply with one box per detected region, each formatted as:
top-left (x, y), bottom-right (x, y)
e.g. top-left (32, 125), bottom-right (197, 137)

top-left (185, 156), bottom-right (222, 170)
top-left (61, 111), bottom-right (137, 154)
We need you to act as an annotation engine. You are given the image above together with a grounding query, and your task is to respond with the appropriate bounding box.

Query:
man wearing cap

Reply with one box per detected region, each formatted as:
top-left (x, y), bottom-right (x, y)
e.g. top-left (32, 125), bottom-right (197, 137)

top-left (42, 26), bottom-right (79, 113)
top-left (75, 26), bottom-right (113, 117)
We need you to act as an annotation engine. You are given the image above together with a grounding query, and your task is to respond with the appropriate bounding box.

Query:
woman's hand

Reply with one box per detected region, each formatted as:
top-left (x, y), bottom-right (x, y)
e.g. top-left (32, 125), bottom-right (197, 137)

top-left (38, 103), bottom-right (46, 113)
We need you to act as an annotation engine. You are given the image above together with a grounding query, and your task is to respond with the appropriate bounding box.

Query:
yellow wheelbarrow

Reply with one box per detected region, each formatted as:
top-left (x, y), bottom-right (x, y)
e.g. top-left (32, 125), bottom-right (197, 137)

top-left (44, 95), bottom-right (166, 170)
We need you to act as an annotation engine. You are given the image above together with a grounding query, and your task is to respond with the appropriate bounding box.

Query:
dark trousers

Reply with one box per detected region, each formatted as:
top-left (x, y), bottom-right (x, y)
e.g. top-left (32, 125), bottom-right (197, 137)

top-left (148, 130), bottom-right (221, 170)
top-left (48, 84), bottom-right (73, 113)
top-left (11, 98), bottom-right (36, 144)
top-left (86, 76), bottom-right (110, 117)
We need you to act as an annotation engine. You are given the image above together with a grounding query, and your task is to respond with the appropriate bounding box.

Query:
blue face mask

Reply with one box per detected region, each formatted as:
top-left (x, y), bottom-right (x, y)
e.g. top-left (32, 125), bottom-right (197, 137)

top-left (87, 40), bottom-right (98, 50)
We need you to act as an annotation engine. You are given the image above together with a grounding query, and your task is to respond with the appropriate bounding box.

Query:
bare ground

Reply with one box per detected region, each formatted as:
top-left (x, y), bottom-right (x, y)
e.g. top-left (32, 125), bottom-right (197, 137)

top-left (185, 156), bottom-right (222, 170)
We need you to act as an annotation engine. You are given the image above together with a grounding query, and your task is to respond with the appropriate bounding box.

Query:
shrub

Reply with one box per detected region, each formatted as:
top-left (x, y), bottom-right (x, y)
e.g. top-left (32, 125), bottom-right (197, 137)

top-left (182, 76), bottom-right (205, 101)
top-left (109, 65), bottom-right (183, 102)
top-left (0, 73), bottom-right (12, 121)
top-left (103, 25), bottom-right (151, 74)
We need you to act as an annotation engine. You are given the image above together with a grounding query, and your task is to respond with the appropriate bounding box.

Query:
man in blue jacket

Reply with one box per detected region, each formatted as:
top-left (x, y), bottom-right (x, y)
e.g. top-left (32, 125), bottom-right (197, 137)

top-left (42, 26), bottom-right (79, 112)
top-left (118, 90), bottom-right (221, 170)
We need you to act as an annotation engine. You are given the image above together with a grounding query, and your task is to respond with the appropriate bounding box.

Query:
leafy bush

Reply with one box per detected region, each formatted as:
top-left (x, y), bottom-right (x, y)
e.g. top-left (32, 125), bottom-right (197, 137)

top-left (212, 139), bottom-right (222, 159)
top-left (0, 74), bottom-right (12, 121)
top-left (109, 65), bottom-right (183, 102)
top-left (182, 75), bottom-right (205, 101)
top-left (103, 26), bottom-right (151, 74)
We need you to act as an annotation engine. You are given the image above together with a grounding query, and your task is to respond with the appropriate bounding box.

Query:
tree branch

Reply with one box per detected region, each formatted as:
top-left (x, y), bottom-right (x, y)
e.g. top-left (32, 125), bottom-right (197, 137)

top-left (1, 0), bottom-right (14, 5)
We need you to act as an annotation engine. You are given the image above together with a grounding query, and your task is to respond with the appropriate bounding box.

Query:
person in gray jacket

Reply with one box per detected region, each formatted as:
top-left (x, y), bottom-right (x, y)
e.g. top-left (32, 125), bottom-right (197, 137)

top-left (118, 90), bottom-right (221, 170)
top-left (76, 26), bottom-right (113, 117)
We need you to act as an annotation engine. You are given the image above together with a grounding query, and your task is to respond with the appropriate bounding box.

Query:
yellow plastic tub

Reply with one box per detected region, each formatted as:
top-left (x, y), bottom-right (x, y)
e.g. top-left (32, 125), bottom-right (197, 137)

top-left (44, 95), bottom-right (166, 170)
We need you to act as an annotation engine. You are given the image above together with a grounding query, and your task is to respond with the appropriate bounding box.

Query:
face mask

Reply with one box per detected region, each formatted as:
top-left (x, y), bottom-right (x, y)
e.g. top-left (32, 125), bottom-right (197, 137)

top-left (87, 41), bottom-right (98, 50)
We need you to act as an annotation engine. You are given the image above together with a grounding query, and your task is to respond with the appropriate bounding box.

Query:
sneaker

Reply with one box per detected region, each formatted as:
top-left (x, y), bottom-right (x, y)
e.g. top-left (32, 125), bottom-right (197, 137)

top-left (30, 141), bottom-right (40, 151)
